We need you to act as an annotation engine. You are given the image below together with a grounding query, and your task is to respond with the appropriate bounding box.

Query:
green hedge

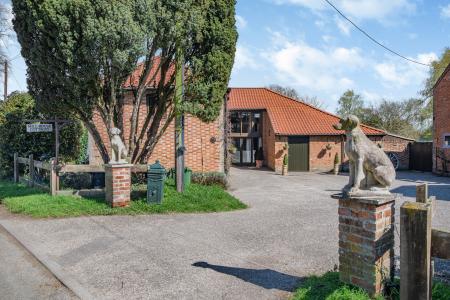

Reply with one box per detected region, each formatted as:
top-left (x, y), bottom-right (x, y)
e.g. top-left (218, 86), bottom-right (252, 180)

top-left (0, 92), bottom-right (83, 178)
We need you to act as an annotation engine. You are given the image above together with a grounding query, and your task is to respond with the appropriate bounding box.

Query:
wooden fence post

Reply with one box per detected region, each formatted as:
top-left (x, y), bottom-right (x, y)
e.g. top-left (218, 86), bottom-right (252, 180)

top-left (416, 183), bottom-right (428, 203)
top-left (50, 158), bottom-right (59, 196)
top-left (13, 153), bottom-right (19, 183)
top-left (400, 190), bottom-right (432, 300)
top-left (28, 154), bottom-right (34, 187)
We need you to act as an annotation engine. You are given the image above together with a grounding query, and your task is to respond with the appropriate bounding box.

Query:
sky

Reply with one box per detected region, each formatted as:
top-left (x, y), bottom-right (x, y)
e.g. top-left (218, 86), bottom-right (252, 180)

top-left (1, 0), bottom-right (450, 113)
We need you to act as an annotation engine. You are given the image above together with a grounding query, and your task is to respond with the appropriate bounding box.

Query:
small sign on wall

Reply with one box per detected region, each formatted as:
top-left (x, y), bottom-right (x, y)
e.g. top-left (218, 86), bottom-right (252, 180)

top-left (26, 123), bottom-right (53, 133)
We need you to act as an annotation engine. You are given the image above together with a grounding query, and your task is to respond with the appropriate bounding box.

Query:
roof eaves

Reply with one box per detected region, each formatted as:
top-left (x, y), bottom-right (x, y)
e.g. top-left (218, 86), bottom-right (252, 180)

top-left (433, 63), bottom-right (450, 90)
top-left (383, 132), bottom-right (416, 141)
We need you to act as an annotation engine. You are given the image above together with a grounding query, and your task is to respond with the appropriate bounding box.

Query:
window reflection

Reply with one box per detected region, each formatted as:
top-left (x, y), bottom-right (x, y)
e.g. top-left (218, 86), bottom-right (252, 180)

top-left (241, 112), bottom-right (250, 133)
top-left (230, 111), bottom-right (262, 135)
top-left (252, 113), bottom-right (260, 133)
top-left (231, 112), bottom-right (241, 133)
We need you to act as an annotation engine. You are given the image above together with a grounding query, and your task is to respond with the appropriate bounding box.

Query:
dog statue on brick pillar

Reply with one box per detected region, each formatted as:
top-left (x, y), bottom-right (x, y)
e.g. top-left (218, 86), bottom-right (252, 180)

top-left (333, 115), bottom-right (395, 197)
top-left (110, 128), bottom-right (128, 164)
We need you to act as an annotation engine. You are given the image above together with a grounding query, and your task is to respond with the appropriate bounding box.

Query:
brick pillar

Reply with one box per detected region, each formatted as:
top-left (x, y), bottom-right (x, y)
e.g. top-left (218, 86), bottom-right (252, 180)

top-left (337, 195), bottom-right (396, 296)
top-left (105, 164), bottom-right (132, 208)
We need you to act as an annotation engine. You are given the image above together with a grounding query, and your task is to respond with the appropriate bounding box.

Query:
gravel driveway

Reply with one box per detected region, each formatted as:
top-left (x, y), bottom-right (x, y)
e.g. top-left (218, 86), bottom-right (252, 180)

top-left (0, 168), bottom-right (449, 299)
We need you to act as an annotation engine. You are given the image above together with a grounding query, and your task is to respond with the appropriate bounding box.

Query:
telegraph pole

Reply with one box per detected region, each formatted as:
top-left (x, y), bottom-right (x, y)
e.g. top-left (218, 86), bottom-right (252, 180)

top-left (175, 45), bottom-right (185, 193)
top-left (3, 60), bottom-right (7, 101)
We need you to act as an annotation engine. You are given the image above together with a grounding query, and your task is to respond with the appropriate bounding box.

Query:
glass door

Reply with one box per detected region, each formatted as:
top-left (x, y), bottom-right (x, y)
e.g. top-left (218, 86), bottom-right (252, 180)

top-left (232, 138), bottom-right (262, 165)
top-left (241, 138), bottom-right (252, 164)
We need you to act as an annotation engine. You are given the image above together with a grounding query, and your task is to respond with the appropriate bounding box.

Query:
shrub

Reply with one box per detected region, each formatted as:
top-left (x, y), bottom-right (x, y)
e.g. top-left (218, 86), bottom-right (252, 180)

top-left (334, 153), bottom-right (340, 165)
top-left (283, 154), bottom-right (288, 166)
top-left (191, 172), bottom-right (228, 188)
top-left (132, 173), bottom-right (147, 185)
top-left (60, 173), bottom-right (92, 190)
top-left (76, 129), bottom-right (89, 164)
top-left (0, 92), bottom-right (83, 178)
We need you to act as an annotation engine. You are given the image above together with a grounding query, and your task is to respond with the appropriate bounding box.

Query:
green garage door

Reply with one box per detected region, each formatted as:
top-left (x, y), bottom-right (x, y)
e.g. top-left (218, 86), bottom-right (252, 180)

top-left (288, 136), bottom-right (309, 171)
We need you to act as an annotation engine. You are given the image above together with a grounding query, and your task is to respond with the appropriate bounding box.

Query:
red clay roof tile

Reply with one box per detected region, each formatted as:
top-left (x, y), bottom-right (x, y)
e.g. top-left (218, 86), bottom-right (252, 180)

top-left (123, 57), bottom-right (175, 88)
top-left (227, 88), bottom-right (385, 136)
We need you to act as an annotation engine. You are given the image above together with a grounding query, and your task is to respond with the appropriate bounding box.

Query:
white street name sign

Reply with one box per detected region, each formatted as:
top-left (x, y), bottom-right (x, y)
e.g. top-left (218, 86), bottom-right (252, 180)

top-left (26, 124), bottom-right (53, 133)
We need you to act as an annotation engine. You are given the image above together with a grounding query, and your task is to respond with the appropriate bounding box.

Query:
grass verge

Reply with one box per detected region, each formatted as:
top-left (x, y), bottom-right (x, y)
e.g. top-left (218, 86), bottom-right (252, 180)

top-left (292, 272), bottom-right (450, 300)
top-left (0, 179), bottom-right (247, 218)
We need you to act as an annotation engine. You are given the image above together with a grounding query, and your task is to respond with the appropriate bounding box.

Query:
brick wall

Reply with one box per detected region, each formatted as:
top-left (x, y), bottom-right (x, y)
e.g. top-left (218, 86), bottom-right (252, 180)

top-left (308, 135), bottom-right (411, 172)
top-left (261, 112), bottom-right (287, 173)
top-left (105, 164), bottom-right (132, 207)
top-left (303, 135), bottom-right (410, 172)
top-left (433, 67), bottom-right (450, 173)
top-left (309, 136), bottom-right (344, 172)
top-left (274, 136), bottom-right (288, 174)
top-left (262, 111), bottom-right (275, 170)
top-left (338, 196), bottom-right (395, 296)
top-left (260, 133), bottom-right (411, 173)
top-left (379, 135), bottom-right (411, 170)
top-left (89, 92), bottom-right (224, 173)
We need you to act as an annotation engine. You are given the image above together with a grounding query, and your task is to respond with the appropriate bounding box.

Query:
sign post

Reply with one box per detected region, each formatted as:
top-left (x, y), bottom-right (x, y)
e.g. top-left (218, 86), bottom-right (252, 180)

top-left (24, 118), bottom-right (72, 164)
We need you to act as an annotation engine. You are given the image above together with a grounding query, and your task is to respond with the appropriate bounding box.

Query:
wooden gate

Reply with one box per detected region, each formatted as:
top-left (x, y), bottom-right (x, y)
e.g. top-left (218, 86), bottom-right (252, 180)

top-left (288, 136), bottom-right (309, 171)
top-left (410, 142), bottom-right (432, 172)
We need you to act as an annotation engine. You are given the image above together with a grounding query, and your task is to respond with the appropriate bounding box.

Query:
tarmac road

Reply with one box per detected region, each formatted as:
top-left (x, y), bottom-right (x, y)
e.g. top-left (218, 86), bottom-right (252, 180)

top-left (0, 225), bottom-right (77, 300)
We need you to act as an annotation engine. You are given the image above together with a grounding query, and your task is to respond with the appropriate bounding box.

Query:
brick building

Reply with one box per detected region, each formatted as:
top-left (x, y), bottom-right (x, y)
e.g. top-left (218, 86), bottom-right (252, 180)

top-left (433, 63), bottom-right (450, 173)
top-left (88, 62), bottom-right (226, 173)
top-left (227, 88), bottom-right (413, 173)
top-left (88, 65), bottom-right (412, 173)
top-left (88, 98), bottom-right (225, 173)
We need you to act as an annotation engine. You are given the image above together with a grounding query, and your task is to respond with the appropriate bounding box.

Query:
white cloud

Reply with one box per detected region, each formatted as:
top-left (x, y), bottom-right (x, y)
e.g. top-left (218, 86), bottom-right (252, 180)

top-left (335, 16), bottom-right (351, 36)
top-left (441, 4), bottom-right (450, 19)
top-left (322, 35), bottom-right (333, 43)
top-left (0, 4), bottom-right (15, 48)
top-left (3, 3), bottom-right (13, 27)
top-left (235, 15), bottom-right (248, 29)
top-left (361, 90), bottom-right (382, 102)
top-left (262, 32), bottom-right (365, 91)
top-left (273, 0), bottom-right (324, 10)
top-left (273, 0), bottom-right (415, 21)
top-left (234, 45), bottom-right (259, 70)
top-left (374, 52), bottom-right (438, 87)
top-left (336, 0), bottom-right (415, 20)
top-left (315, 19), bottom-right (326, 29)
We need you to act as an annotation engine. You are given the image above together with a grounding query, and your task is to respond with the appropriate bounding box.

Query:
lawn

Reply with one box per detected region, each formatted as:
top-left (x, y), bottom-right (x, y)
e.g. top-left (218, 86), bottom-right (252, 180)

top-left (292, 272), bottom-right (450, 300)
top-left (0, 179), bottom-right (247, 218)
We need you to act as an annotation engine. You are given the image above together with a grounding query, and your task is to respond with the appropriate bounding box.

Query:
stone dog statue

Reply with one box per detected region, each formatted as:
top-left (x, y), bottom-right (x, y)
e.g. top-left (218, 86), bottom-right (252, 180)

top-left (110, 127), bottom-right (128, 164)
top-left (333, 115), bottom-right (395, 197)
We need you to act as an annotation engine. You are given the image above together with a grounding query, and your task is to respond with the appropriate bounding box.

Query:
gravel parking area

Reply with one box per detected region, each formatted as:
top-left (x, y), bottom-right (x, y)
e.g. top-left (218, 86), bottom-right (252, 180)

top-left (0, 168), bottom-right (449, 299)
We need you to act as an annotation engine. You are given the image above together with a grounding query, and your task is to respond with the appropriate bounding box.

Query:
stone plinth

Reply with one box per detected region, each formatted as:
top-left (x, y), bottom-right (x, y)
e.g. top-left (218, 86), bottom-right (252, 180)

top-left (335, 193), bottom-right (396, 296)
top-left (105, 164), bottom-right (132, 208)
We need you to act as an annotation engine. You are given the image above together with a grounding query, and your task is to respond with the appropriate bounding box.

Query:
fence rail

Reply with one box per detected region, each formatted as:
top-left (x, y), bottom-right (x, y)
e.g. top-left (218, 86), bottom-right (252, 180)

top-left (14, 153), bottom-right (149, 196)
top-left (34, 160), bottom-right (52, 171)
top-left (59, 164), bottom-right (105, 173)
top-left (58, 164), bottom-right (148, 173)
top-left (431, 229), bottom-right (450, 259)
